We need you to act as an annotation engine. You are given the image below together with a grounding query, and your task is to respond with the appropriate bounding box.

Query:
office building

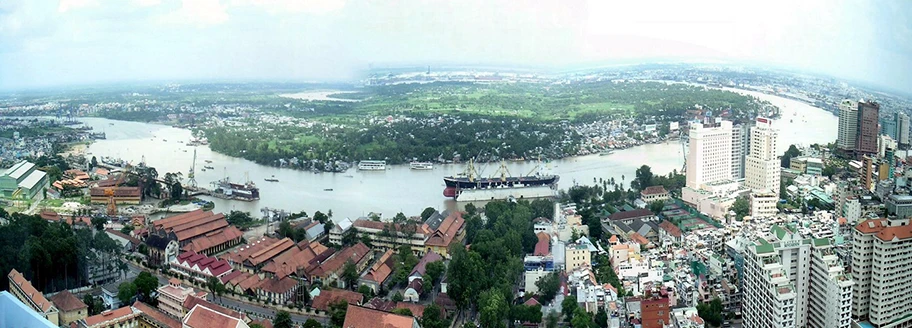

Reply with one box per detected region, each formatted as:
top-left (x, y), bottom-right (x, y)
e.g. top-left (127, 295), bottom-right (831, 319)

top-left (686, 120), bottom-right (733, 189)
top-left (880, 117), bottom-right (897, 140)
top-left (838, 100), bottom-right (858, 153)
top-left (885, 194), bottom-right (912, 219)
top-left (743, 226), bottom-right (853, 328)
top-left (744, 117), bottom-right (780, 192)
top-left (732, 123), bottom-right (749, 179)
top-left (749, 191), bottom-right (778, 218)
top-left (898, 112), bottom-right (911, 148)
top-left (852, 219), bottom-right (912, 327)
top-left (855, 101), bottom-right (880, 159)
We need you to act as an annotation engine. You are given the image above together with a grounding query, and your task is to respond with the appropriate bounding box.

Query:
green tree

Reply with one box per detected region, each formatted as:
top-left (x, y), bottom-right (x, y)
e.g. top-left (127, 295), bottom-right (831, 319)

top-left (392, 291), bottom-right (404, 302)
top-left (90, 156), bottom-right (98, 169)
top-left (329, 299), bottom-right (349, 327)
top-left (250, 324), bottom-right (265, 328)
top-left (357, 284), bottom-right (373, 300)
top-left (545, 311), bottom-right (560, 328)
top-left (781, 144), bottom-right (801, 168)
top-left (822, 164), bottom-right (836, 177)
top-left (91, 216), bottom-right (107, 231)
top-left (206, 276), bottom-right (227, 301)
top-left (278, 220), bottom-right (295, 239)
top-left (342, 260), bottom-right (359, 289)
top-left (479, 288), bottom-right (508, 328)
top-left (530, 199), bottom-right (555, 219)
top-left (120, 225), bottom-right (134, 235)
top-left (134, 271), bottom-right (159, 303)
top-left (313, 211), bottom-right (329, 224)
top-left (561, 296), bottom-right (578, 321)
top-left (117, 282), bottom-right (137, 305)
top-left (696, 298), bottom-right (724, 327)
top-left (648, 200), bottom-right (665, 215)
top-left (227, 211), bottom-right (255, 228)
top-left (420, 207), bottom-right (437, 221)
top-left (535, 271), bottom-right (561, 304)
top-left (425, 260), bottom-right (445, 283)
top-left (420, 304), bottom-right (448, 328)
top-left (273, 310), bottom-right (293, 328)
top-left (633, 165), bottom-right (654, 191)
top-left (731, 196), bottom-right (750, 220)
top-left (302, 319), bottom-right (323, 328)
top-left (571, 307), bottom-right (591, 328)
top-left (594, 308), bottom-right (609, 328)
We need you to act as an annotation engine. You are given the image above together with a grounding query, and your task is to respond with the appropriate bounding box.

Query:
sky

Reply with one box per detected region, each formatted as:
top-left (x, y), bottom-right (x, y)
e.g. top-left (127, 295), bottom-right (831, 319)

top-left (0, 0), bottom-right (910, 90)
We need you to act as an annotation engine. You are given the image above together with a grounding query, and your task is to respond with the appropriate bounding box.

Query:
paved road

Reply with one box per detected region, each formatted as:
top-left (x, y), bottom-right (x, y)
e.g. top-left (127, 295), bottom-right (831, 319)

top-left (209, 295), bottom-right (330, 326)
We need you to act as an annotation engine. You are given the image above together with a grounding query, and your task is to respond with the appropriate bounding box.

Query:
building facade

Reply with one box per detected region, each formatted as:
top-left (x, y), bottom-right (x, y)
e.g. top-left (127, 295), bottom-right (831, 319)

top-left (897, 112), bottom-right (911, 148)
top-left (731, 123), bottom-right (749, 179)
top-left (743, 227), bottom-right (853, 328)
top-left (749, 191), bottom-right (778, 218)
top-left (837, 100), bottom-right (859, 152)
top-left (686, 121), bottom-right (733, 189)
top-left (0, 161), bottom-right (49, 200)
top-left (852, 219), bottom-right (912, 327)
top-left (744, 117), bottom-right (780, 192)
top-left (855, 101), bottom-right (880, 159)
top-left (885, 194), bottom-right (912, 219)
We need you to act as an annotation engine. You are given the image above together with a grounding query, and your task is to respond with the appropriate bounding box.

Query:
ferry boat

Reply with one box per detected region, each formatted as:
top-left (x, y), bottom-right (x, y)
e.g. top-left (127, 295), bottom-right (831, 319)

top-left (358, 160), bottom-right (387, 171)
top-left (409, 162), bottom-right (434, 170)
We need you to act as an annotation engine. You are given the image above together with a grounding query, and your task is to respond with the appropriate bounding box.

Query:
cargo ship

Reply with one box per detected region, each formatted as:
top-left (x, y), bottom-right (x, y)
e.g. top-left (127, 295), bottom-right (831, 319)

top-left (443, 159), bottom-right (558, 198)
top-left (211, 176), bottom-right (260, 201)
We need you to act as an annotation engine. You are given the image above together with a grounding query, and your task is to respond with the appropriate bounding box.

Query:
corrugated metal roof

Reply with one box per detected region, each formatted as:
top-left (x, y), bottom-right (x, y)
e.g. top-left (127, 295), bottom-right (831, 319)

top-left (2, 161), bottom-right (27, 177)
top-left (8, 162), bottom-right (35, 180)
top-left (17, 170), bottom-right (46, 190)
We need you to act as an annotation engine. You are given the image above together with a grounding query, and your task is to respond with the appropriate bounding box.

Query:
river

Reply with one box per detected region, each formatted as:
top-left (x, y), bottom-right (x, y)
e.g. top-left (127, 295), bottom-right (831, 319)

top-left (80, 89), bottom-right (836, 220)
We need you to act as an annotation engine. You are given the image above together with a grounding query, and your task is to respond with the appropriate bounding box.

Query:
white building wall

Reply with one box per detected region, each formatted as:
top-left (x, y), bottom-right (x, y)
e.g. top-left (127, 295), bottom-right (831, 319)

top-left (686, 121), bottom-right (733, 189)
top-left (837, 100), bottom-right (858, 151)
top-left (744, 117), bottom-right (780, 192)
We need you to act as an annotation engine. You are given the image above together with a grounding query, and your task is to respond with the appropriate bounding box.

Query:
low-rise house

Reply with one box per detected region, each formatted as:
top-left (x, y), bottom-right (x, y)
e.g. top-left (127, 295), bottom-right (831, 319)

top-left (311, 288), bottom-right (363, 312)
top-left (306, 242), bottom-right (372, 288)
top-left (132, 301), bottom-right (181, 328)
top-left (223, 237), bottom-right (295, 273)
top-left (145, 234), bottom-right (179, 267)
top-left (254, 276), bottom-right (299, 304)
top-left (157, 279), bottom-right (206, 318)
top-left (329, 217), bottom-right (354, 245)
top-left (170, 251), bottom-right (233, 283)
top-left (423, 212), bottom-right (465, 258)
top-left (403, 251), bottom-right (443, 302)
top-left (105, 229), bottom-right (141, 253)
top-left (342, 305), bottom-right (420, 328)
top-left (100, 283), bottom-right (121, 310)
top-left (658, 221), bottom-right (683, 244)
top-left (359, 249), bottom-right (396, 293)
top-left (182, 304), bottom-right (250, 328)
top-left (49, 290), bottom-right (88, 326)
top-left (641, 186), bottom-right (671, 203)
top-left (671, 307), bottom-right (705, 328)
top-left (7, 269), bottom-right (59, 325)
top-left (81, 305), bottom-right (142, 328)
top-left (607, 209), bottom-right (658, 225)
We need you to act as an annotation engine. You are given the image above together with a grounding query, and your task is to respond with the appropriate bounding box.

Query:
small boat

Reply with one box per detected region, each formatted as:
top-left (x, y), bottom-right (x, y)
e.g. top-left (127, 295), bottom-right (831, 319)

top-left (409, 162), bottom-right (434, 170)
top-left (344, 175), bottom-right (354, 178)
top-left (204, 166), bottom-right (214, 170)
top-left (205, 160), bottom-right (213, 163)
top-left (201, 168), bottom-right (207, 172)
top-left (163, 139), bottom-right (167, 142)
top-left (324, 188), bottom-right (334, 191)
top-left (183, 150), bottom-right (187, 152)
top-left (599, 150), bottom-right (615, 156)
top-left (109, 123), bottom-right (114, 126)
top-left (265, 178), bottom-right (279, 182)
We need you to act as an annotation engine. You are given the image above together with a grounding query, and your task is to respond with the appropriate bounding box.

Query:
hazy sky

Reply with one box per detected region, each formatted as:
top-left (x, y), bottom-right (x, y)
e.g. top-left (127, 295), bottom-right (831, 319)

top-left (1, 0), bottom-right (910, 90)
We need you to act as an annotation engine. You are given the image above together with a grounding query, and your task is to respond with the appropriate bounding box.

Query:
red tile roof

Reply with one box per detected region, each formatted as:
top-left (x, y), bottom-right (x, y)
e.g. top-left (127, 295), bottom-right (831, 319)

top-left (424, 212), bottom-right (465, 248)
top-left (641, 186), bottom-right (668, 196)
top-left (342, 305), bottom-right (416, 328)
top-left (312, 289), bottom-right (363, 311)
top-left (257, 276), bottom-right (298, 294)
top-left (84, 305), bottom-right (139, 327)
top-left (658, 221), bottom-right (682, 238)
top-left (308, 243), bottom-right (371, 278)
top-left (361, 249), bottom-right (395, 284)
top-left (132, 301), bottom-right (181, 328)
top-left (183, 304), bottom-right (244, 328)
top-left (49, 290), bottom-right (87, 312)
top-left (8, 269), bottom-right (55, 312)
top-left (533, 232), bottom-right (550, 256)
top-left (181, 296), bottom-right (244, 321)
top-left (410, 251), bottom-right (442, 277)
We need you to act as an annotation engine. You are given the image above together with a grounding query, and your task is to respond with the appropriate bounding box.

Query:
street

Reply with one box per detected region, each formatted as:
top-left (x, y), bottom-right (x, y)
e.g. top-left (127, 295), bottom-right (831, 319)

top-left (209, 295), bottom-right (330, 326)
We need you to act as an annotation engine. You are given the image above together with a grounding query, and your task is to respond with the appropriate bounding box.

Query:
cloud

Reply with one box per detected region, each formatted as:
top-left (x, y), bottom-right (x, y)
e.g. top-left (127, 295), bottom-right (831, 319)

top-left (134, 0), bottom-right (162, 7)
top-left (157, 0), bottom-right (229, 27)
top-left (229, 0), bottom-right (345, 15)
top-left (58, 0), bottom-right (100, 13)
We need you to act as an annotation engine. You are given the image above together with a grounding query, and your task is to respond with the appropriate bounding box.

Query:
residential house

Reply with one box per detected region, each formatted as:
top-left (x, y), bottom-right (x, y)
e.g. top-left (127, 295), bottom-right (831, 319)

top-left (100, 283), bottom-right (121, 310)
top-left (311, 289), bottom-right (363, 312)
top-left (131, 301), bottom-right (181, 328)
top-left (182, 304), bottom-right (250, 328)
top-left (222, 237), bottom-right (295, 273)
top-left (81, 305), bottom-right (142, 328)
top-left (641, 186), bottom-right (671, 203)
top-left (606, 208), bottom-right (658, 225)
top-left (7, 269), bottom-right (59, 325)
top-left (359, 249), bottom-right (396, 294)
top-left (306, 243), bottom-right (372, 288)
top-left (342, 305), bottom-right (420, 328)
top-left (157, 279), bottom-right (206, 318)
top-left (181, 295), bottom-right (247, 324)
top-left (565, 243), bottom-right (592, 272)
top-left (254, 277), bottom-right (299, 305)
top-left (423, 212), bottom-right (465, 258)
top-left (49, 290), bottom-right (88, 326)
top-left (329, 217), bottom-right (354, 245)
top-left (404, 252), bottom-right (443, 302)
top-left (170, 251), bottom-right (233, 283)
top-left (658, 221), bottom-right (683, 244)
top-left (145, 234), bottom-right (179, 267)
top-left (351, 219), bottom-right (429, 255)
top-left (671, 307), bottom-right (705, 328)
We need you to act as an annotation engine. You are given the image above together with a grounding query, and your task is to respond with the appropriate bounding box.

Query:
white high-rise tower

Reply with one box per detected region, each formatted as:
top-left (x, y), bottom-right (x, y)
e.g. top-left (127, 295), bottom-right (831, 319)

top-left (837, 100), bottom-right (858, 152)
top-left (686, 120), bottom-right (733, 189)
top-left (745, 117), bottom-right (780, 192)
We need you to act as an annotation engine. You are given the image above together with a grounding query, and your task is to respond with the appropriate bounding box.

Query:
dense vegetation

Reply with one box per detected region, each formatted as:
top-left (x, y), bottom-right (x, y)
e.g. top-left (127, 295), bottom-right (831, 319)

top-left (0, 211), bottom-right (125, 292)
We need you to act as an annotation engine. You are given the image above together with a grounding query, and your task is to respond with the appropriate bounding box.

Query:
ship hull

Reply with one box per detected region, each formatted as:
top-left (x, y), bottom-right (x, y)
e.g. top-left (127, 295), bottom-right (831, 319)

top-left (443, 175), bottom-right (559, 189)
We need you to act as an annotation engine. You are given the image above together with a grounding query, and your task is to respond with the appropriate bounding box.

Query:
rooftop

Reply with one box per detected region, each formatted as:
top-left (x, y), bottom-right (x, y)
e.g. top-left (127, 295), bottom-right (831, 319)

top-left (342, 305), bottom-right (417, 328)
top-left (0, 291), bottom-right (56, 328)
top-left (48, 290), bottom-right (87, 312)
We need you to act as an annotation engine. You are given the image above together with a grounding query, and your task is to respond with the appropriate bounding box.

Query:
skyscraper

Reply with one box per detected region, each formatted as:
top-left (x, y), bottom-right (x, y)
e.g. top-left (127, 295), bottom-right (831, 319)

top-left (686, 120), bottom-right (733, 189)
top-left (855, 101), bottom-right (880, 159)
top-left (837, 100), bottom-right (858, 153)
top-left (743, 226), bottom-right (853, 328)
top-left (880, 117), bottom-right (897, 139)
top-left (852, 218), bottom-right (912, 327)
top-left (744, 117), bottom-right (780, 192)
top-left (731, 123), bottom-right (748, 179)
top-left (897, 112), bottom-right (910, 149)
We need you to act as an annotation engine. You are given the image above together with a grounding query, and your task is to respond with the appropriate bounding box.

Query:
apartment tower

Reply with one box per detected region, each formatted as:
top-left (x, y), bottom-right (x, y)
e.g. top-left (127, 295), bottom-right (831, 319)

top-left (855, 101), bottom-right (880, 159)
top-left (837, 100), bottom-right (858, 153)
top-left (744, 117), bottom-right (780, 192)
top-left (686, 120), bottom-right (733, 189)
top-left (852, 218), bottom-right (912, 327)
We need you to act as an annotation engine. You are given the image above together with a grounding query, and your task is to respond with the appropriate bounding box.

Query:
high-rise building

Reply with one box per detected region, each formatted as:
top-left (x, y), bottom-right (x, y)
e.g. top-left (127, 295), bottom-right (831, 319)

top-left (837, 100), bottom-right (858, 153)
top-left (862, 156), bottom-right (874, 191)
top-left (743, 226), bottom-right (853, 328)
top-left (731, 123), bottom-right (749, 179)
top-left (880, 117), bottom-right (897, 139)
top-left (744, 117), bottom-right (780, 192)
top-left (897, 112), bottom-right (910, 148)
top-left (852, 218), bottom-right (912, 327)
top-left (686, 121), bottom-right (733, 189)
top-left (855, 101), bottom-right (880, 159)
